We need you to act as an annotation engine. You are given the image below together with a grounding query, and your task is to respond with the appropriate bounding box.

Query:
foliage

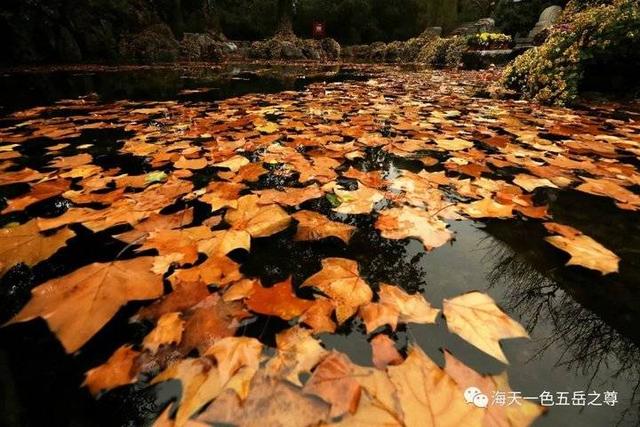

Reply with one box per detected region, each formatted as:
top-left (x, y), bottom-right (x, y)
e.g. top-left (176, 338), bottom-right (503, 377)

top-left (467, 32), bottom-right (512, 49)
top-left (417, 36), bottom-right (467, 68)
top-left (502, 0), bottom-right (640, 104)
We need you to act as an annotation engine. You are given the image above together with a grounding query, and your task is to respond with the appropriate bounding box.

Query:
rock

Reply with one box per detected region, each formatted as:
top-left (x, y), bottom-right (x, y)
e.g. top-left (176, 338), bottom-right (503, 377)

top-left (180, 33), bottom-right (225, 62)
top-left (370, 42), bottom-right (388, 62)
top-left (528, 6), bottom-right (563, 40)
top-left (280, 40), bottom-right (305, 60)
top-left (119, 24), bottom-right (180, 64)
top-left (419, 27), bottom-right (442, 38)
top-left (320, 38), bottom-right (341, 60)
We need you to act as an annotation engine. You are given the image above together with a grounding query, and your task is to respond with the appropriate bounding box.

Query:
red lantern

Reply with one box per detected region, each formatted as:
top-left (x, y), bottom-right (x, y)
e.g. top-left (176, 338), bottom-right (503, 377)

top-left (312, 22), bottom-right (325, 38)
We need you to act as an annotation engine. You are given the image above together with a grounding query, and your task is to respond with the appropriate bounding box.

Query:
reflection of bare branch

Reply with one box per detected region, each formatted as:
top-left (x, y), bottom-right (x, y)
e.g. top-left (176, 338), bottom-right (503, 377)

top-left (479, 230), bottom-right (640, 423)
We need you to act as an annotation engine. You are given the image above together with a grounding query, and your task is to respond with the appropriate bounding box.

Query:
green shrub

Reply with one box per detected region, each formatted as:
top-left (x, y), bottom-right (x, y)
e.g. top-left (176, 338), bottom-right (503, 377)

top-left (501, 0), bottom-right (640, 105)
top-left (418, 36), bottom-right (467, 68)
top-left (467, 32), bottom-right (512, 49)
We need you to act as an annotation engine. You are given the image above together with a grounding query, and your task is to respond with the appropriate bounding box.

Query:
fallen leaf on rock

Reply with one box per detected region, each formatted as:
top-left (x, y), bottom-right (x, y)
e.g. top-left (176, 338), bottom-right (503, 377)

top-left (302, 258), bottom-right (373, 324)
top-left (8, 257), bottom-right (163, 353)
top-left (303, 351), bottom-right (362, 417)
top-left (292, 210), bottom-right (356, 244)
top-left (376, 207), bottom-right (452, 251)
top-left (83, 345), bottom-right (140, 396)
top-left (0, 221), bottom-right (75, 276)
top-left (443, 292), bottom-right (528, 364)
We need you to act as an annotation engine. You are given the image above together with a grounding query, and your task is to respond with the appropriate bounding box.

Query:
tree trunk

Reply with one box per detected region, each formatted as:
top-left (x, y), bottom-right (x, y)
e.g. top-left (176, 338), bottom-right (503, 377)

top-left (276, 0), bottom-right (295, 39)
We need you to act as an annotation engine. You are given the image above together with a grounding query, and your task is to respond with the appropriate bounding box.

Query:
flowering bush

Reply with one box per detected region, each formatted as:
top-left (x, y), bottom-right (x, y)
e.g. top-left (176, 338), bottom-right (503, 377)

top-left (467, 33), bottom-right (513, 49)
top-left (502, 0), bottom-right (640, 105)
top-left (417, 36), bottom-right (467, 68)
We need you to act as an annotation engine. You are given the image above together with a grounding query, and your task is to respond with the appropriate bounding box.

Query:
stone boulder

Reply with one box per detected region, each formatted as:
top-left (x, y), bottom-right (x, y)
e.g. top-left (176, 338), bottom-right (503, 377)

top-left (528, 6), bottom-right (563, 40)
top-left (321, 38), bottom-right (341, 60)
top-left (180, 33), bottom-right (226, 62)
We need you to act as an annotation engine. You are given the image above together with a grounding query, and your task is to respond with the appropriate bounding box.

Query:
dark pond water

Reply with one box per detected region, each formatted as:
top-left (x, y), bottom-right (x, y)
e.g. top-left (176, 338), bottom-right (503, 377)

top-left (0, 64), bottom-right (639, 427)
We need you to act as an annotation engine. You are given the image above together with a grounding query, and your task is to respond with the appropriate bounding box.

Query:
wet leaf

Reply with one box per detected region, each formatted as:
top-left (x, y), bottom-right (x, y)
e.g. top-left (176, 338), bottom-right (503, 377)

top-left (292, 210), bottom-right (356, 244)
top-left (83, 345), bottom-right (140, 396)
top-left (0, 221), bottom-right (75, 276)
top-left (302, 258), bottom-right (373, 324)
top-left (8, 257), bottom-right (164, 353)
top-left (443, 292), bottom-right (529, 364)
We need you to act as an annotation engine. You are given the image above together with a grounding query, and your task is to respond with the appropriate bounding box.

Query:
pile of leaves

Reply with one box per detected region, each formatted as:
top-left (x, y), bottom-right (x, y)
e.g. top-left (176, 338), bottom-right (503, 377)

top-left (1, 65), bottom-right (639, 426)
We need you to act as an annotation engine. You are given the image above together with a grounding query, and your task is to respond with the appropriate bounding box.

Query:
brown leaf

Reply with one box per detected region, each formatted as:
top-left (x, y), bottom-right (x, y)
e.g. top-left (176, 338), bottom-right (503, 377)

top-left (303, 351), bottom-right (362, 417)
top-left (444, 351), bottom-right (545, 427)
top-left (371, 335), bottom-right (403, 370)
top-left (265, 326), bottom-right (327, 386)
top-left (225, 194), bottom-right (291, 238)
top-left (292, 210), bottom-right (356, 244)
top-left (180, 294), bottom-right (250, 355)
top-left (376, 207), bottom-right (452, 251)
top-left (388, 346), bottom-right (482, 427)
top-left (245, 277), bottom-right (314, 321)
top-left (8, 257), bottom-right (164, 353)
top-left (545, 227), bottom-right (620, 275)
top-left (83, 345), bottom-right (140, 396)
top-left (0, 221), bottom-right (75, 275)
top-left (302, 258), bottom-right (373, 324)
top-left (443, 292), bottom-right (528, 364)
top-left (143, 312), bottom-right (185, 354)
top-left (195, 373), bottom-right (330, 427)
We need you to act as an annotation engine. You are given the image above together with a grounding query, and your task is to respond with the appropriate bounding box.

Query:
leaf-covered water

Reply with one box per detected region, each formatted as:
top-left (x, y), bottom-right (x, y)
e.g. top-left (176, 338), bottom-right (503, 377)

top-left (0, 64), bottom-right (638, 427)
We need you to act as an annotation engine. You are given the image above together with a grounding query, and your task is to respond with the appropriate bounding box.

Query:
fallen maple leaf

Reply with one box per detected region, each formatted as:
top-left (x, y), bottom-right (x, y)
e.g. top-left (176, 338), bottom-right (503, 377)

top-left (444, 351), bottom-right (545, 427)
top-left (292, 210), bottom-right (356, 244)
top-left (388, 345), bottom-right (483, 427)
top-left (83, 345), bottom-right (140, 396)
top-left (0, 220), bottom-right (75, 276)
top-left (302, 258), bottom-right (373, 324)
top-left (371, 334), bottom-right (403, 370)
top-left (303, 351), bottom-right (362, 417)
top-left (225, 195), bottom-right (291, 238)
top-left (544, 224), bottom-right (620, 275)
top-left (332, 184), bottom-right (385, 215)
top-left (443, 292), bottom-right (528, 364)
top-left (7, 257), bottom-right (164, 353)
top-left (245, 277), bottom-right (314, 321)
top-left (195, 373), bottom-right (330, 427)
top-left (265, 326), bottom-right (327, 386)
top-left (376, 207), bottom-right (453, 251)
top-left (143, 312), bottom-right (185, 354)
